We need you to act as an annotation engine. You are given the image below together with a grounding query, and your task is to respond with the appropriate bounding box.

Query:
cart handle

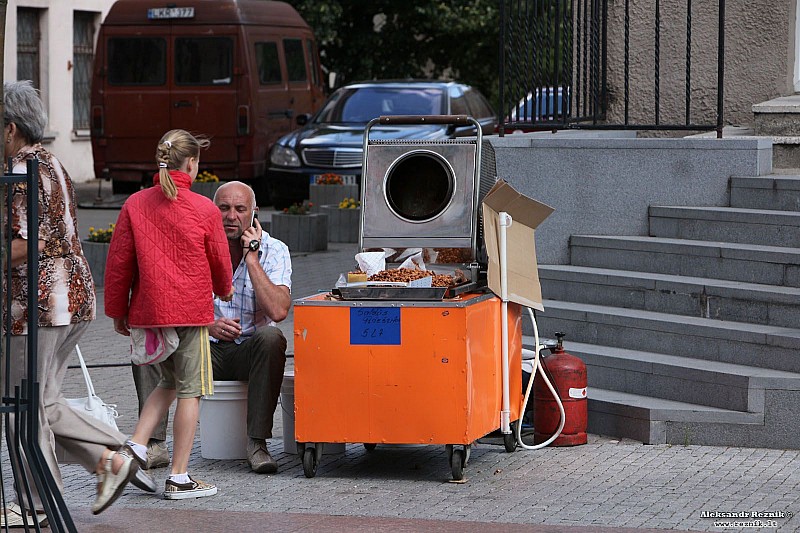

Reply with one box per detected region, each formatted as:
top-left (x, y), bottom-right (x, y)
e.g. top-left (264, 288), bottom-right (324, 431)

top-left (378, 115), bottom-right (471, 126)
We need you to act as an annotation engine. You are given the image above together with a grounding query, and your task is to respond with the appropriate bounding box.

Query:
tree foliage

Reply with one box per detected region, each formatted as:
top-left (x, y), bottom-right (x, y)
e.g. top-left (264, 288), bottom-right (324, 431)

top-left (285, 0), bottom-right (501, 108)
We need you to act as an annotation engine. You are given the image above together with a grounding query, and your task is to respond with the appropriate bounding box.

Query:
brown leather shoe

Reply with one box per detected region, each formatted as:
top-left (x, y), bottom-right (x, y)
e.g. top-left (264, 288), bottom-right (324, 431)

top-left (145, 440), bottom-right (170, 469)
top-left (247, 439), bottom-right (277, 474)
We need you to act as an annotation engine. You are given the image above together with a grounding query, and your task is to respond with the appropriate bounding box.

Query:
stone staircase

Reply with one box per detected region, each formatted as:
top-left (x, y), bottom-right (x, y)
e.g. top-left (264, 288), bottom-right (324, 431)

top-left (530, 172), bottom-right (800, 448)
top-left (753, 95), bottom-right (800, 169)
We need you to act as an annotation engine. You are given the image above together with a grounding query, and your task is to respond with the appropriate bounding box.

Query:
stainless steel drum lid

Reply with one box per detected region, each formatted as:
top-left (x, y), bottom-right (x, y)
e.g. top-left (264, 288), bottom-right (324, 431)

top-left (359, 115), bottom-right (497, 264)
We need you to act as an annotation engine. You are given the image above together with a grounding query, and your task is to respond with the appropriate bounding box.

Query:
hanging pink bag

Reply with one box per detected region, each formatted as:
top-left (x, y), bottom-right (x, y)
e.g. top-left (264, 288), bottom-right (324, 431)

top-left (130, 327), bottom-right (179, 365)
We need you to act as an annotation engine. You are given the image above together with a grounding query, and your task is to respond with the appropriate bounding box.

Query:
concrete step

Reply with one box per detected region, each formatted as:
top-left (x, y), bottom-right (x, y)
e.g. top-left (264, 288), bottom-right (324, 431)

top-left (731, 175), bottom-right (800, 211)
top-left (539, 264), bottom-right (800, 327)
top-left (569, 235), bottom-right (800, 287)
top-left (751, 95), bottom-right (800, 168)
top-left (772, 141), bottom-right (800, 169)
top-left (649, 205), bottom-right (800, 247)
top-left (533, 300), bottom-right (800, 373)
top-left (522, 337), bottom-right (800, 412)
top-left (586, 388), bottom-right (765, 445)
top-left (753, 95), bottom-right (800, 136)
top-left (586, 386), bottom-right (800, 448)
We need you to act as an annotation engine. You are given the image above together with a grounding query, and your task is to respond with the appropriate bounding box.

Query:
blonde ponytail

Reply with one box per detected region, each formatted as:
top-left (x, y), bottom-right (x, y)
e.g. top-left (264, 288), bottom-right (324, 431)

top-left (159, 168), bottom-right (178, 200)
top-left (155, 130), bottom-right (210, 201)
top-left (157, 145), bottom-right (178, 200)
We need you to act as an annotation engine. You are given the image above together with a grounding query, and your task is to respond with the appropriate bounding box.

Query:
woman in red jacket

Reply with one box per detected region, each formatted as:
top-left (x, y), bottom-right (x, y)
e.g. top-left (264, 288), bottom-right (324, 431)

top-left (105, 129), bottom-right (233, 500)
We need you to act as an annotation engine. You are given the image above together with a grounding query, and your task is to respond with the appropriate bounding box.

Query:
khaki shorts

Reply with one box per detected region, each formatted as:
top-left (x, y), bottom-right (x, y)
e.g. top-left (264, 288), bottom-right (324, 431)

top-left (157, 326), bottom-right (213, 398)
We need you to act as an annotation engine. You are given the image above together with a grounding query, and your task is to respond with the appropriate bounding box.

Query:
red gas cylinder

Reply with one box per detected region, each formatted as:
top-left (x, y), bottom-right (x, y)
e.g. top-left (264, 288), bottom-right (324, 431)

top-left (533, 332), bottom-right (588, 446)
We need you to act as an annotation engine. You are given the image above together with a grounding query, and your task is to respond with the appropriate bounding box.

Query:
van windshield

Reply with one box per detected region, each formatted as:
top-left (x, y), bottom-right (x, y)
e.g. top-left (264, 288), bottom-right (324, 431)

top-left (315, 87), bottom-right (445, 124)
top-left (108, 38), bottom-right (166, 85)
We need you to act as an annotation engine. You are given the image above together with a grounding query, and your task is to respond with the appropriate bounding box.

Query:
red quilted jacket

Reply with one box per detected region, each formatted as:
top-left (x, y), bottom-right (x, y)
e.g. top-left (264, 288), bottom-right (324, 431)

top-left (104, 171), bottom-right (233, 327)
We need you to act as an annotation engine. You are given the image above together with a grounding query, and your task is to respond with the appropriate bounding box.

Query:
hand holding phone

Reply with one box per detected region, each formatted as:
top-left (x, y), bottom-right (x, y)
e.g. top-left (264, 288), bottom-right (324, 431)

top-left (241, 210), bottom-right (262, 254)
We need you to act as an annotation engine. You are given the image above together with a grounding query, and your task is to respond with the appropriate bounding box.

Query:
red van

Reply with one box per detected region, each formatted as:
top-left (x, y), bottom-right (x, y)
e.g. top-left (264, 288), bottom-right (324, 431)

top-left (90, 0), bottom-right (325, 203)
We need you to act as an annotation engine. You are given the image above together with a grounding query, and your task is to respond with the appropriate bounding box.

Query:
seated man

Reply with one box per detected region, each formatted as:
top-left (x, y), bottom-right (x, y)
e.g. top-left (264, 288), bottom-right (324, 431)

top-left (131, 181), bottom-right (291, 473)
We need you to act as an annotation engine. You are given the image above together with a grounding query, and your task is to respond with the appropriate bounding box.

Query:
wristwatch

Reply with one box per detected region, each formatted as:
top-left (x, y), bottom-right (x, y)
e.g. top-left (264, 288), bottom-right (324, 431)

top-left (247, 239), bottom-right (260, 251)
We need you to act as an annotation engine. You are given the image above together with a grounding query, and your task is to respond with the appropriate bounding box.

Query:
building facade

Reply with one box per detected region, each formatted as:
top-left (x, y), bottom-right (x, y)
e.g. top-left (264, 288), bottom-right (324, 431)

top-left (4, 0), bottom-right (115, 182)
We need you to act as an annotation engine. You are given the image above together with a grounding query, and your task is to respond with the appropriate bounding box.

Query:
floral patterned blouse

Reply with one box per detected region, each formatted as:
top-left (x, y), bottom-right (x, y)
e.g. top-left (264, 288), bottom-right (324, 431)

top-left (4, 144), bottom-right (96, 334)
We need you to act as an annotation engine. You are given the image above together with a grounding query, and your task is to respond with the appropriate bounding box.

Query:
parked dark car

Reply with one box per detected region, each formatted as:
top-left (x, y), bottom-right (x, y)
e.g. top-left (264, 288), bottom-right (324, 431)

top-left (263, 80), bottom-right (497, 208)
top-left (504, 86), bottom-right (570, 133)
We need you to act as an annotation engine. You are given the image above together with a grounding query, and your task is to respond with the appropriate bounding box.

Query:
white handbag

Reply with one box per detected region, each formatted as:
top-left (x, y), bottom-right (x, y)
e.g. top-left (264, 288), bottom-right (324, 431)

top-left (57, 345), bottom-right (120, 463)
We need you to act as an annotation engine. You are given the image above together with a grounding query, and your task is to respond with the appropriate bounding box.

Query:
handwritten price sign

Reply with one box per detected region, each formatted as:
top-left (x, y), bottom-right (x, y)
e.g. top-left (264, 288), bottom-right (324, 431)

top-left (350, 307), bottom-right (401, 345)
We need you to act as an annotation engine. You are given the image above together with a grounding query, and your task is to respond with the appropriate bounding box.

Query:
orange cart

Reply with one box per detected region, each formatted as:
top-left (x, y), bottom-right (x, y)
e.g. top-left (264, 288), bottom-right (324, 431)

top-left (293, 291), bottom-right (523, 480)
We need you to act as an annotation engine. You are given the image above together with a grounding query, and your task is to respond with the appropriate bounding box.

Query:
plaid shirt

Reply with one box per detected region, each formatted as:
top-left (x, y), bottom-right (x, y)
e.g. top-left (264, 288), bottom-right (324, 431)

top-left (212, 232), bottom-right (292, 343)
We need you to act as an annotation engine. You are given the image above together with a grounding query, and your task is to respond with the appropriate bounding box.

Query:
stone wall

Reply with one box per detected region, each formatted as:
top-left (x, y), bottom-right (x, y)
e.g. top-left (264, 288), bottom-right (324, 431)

top-left (603, 0), bottom-right (796, 129)
top-left (487, 131), bottom-right (772, 264)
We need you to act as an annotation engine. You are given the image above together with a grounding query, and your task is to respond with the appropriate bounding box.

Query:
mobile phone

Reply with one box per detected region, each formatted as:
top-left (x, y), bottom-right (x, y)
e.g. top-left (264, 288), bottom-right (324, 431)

top-left (251, 210), bottom-right (257, 227)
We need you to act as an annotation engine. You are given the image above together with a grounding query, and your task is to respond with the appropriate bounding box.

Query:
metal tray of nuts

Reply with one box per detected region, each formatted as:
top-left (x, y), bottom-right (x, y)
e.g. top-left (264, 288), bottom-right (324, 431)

top-left (333, 286), bottom-right (448, 301)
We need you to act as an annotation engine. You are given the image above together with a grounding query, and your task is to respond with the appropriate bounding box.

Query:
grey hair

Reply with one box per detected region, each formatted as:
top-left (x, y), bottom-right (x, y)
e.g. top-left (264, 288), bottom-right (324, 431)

top-left (215, 180), bottom-right (257, 208)
top-left (3, 80), bottom-right (47, 143)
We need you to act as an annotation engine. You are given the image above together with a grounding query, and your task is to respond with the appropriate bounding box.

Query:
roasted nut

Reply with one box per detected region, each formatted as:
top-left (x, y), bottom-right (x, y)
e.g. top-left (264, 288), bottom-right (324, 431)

top-left (368, 268), bottom-right (456, 287)
top-left (434, 248), bottom-right (469, 263)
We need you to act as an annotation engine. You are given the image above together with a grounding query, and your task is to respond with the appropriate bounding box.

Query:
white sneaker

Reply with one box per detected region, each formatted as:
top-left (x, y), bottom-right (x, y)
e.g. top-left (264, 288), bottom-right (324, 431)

top-left (121, 444), bottom-right (157, 493)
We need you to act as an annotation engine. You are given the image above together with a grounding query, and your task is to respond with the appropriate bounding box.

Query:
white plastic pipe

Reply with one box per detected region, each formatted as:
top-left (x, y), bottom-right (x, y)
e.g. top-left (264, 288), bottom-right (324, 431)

top-left (496, 210), bottom-right (565, 447)
top-left (516, 306), bottom-right (565, 450)
top-left (499, 211), bottom-right (512, 434)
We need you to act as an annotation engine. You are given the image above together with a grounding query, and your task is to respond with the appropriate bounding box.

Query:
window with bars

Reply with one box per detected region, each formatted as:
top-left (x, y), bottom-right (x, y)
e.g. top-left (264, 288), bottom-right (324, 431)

top-left (17, 8), bottom-right (41, 89)
top-left (74, 11), bottom-right (97, 130)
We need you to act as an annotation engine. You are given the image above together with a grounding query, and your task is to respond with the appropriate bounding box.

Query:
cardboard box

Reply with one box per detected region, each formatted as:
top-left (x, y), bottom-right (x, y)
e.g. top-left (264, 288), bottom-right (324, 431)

top-left (482, 180), bottom-right (554, 311)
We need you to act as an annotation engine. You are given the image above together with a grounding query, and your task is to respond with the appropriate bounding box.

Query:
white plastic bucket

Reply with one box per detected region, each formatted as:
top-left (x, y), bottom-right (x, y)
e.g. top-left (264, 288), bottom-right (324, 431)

top-left (199, 380), bottom-right (248, 459)
top-left (281, 371), bottom-right (345, 455)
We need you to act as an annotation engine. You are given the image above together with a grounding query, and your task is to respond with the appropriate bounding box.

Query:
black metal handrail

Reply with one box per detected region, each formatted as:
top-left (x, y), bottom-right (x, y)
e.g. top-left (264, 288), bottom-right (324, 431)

top-left (499, 0), bottom-right (725, 137)
top-left (2, 160), bottom-right (76, 532)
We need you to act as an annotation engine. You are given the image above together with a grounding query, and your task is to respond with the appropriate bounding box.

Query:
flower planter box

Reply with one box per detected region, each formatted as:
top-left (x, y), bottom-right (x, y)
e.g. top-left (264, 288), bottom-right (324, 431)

top-left (320, 205), bottom-right (360, 243)
top-left (191, 181), bottom-right (222, 200)
top-left (309, 184), bottom-right (358, 213)
top-left (270, 212), bottom-right (328, 252)
top-left (82, 240), bottom-right (110, 287)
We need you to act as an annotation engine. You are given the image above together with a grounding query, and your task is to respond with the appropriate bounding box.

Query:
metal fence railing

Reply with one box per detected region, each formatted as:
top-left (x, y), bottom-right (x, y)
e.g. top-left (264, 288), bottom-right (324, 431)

top-left (499, 0), bottom-right (725, 137)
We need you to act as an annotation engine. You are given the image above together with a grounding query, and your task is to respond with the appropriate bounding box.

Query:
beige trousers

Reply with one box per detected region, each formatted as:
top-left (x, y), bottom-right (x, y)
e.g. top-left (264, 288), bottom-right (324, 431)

top-left (5, 322), bottom-right (127, 508)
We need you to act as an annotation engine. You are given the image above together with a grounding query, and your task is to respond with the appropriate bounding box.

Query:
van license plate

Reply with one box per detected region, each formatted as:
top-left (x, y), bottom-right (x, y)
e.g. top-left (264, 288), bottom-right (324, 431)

top-left (147, 7), bottom-right (195, 20)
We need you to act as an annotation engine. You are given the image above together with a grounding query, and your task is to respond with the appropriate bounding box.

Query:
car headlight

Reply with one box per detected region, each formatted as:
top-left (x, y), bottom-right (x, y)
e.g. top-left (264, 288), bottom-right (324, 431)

top-left (270, 145), bottom-right (301, 167)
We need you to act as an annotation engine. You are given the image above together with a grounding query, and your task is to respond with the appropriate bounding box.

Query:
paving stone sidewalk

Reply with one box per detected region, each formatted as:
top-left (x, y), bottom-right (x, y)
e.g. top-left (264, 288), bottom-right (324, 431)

top-left (7, 183), bottom-right (800, 532)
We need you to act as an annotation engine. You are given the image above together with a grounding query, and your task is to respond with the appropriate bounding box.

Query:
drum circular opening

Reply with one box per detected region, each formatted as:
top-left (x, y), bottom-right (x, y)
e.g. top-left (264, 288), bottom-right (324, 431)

top-left (385, 152), bottom-right (454, 222)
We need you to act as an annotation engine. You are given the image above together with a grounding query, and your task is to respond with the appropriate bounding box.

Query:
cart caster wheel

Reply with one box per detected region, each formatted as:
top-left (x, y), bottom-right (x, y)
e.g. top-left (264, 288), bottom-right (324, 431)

top-left (504, 423), bottom-right (518, 453)
top-left (450, 449), bottom-right (465, 481)
top-left (364, 443), bottom-right (377, 451)
top-left (302, 448), bottom-right (318, 478)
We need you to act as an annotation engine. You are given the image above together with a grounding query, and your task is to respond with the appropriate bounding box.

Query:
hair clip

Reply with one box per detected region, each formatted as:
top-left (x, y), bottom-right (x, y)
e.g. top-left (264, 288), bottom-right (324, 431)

top-left (158, 162), bottom-right (168, 168)
top-left (164, 140), bottom-right (172, 148)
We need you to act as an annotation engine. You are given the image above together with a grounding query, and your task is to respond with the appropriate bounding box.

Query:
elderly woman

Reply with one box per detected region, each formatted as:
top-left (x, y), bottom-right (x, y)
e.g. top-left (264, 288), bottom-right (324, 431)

top-left (2, 80), bottom-right (147, 522)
